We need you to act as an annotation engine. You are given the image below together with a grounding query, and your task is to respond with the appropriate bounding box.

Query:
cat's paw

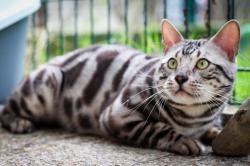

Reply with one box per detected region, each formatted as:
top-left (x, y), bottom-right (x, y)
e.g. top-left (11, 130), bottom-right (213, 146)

top-left (169, 137), bottom-right (206, 156)
top-left (7, 118), bottom-right (35, 134)
top-left (200, 127), bottom-right (221, 146)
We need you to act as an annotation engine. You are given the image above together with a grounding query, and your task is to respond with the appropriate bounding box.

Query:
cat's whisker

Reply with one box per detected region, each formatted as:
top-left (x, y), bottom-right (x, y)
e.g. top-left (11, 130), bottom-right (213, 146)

top-left (196, 85), bottom-right (230, 101)
top-left (191, 85), bottom-right (225, 115)
top-left (126, 90), bottom-right (163, 114)
top-left (205, 90), bottom-right (230, 102)
top-left (194, 88), bottom-right (211, 111)
top-left (141, 90), bottom-right (161, 113)
top-left (134, 72), bottom-right (154, 79)
top-left (157, 96), bottom-right (165, 120)
top-left (121, 85), bottom-right (164, 106)
top-left (133, 84), bottom-right (162, 89)
top-left (143, 90), bottom-right (164, 125)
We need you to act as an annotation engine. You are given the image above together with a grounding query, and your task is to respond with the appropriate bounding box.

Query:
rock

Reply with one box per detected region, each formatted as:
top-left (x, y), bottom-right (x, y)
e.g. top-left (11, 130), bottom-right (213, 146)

top-left (212, 97), bottom-right (250, 156)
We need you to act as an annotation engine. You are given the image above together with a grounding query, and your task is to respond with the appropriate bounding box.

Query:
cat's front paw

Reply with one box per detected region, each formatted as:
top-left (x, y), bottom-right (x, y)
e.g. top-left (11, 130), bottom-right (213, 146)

top-left (168, 137), bottom-right (206, 156)
top-left (5, 118), bottom-right (35, 134)
top-left (200, 127), bottom-right (221, 146)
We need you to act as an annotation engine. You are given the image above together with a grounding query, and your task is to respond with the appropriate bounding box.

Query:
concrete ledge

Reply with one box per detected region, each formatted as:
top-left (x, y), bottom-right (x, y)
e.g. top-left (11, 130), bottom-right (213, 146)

top-left (0, 128), bottom-right (249, 165)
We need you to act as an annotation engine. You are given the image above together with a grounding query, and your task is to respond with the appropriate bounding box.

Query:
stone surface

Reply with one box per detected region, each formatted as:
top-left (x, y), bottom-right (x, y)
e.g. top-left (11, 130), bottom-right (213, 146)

top-left (0, 128), bottom-right (249, 166)
top-left (0, 104), bottom-right (249, 165)
top-left (213, 98), bottom-right (250, 156)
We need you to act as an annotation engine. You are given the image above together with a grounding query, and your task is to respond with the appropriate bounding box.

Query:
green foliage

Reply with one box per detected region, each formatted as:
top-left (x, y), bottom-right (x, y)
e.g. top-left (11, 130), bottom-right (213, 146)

top-left (235, 48), bottom-right (250, 103)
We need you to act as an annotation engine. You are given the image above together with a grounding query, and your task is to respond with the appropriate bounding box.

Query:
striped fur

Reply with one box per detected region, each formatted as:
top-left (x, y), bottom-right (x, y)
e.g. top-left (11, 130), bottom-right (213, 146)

top-left (0, 20), bottom-right (239, 155)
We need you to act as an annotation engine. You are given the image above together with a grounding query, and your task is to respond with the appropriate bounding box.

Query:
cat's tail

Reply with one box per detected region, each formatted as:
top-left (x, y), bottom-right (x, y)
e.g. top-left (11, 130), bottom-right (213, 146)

top-left (0, 104), bottom-right (5, 127)
top-left (0, 104), bottom-right (4, 117)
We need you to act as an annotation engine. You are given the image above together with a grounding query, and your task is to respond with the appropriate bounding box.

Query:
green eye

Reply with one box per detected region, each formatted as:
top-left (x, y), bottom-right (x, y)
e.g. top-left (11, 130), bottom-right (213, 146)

top-left (196, 59), bottom-right (209, 70)
top-left (167, 58), bottom-right (177, 69)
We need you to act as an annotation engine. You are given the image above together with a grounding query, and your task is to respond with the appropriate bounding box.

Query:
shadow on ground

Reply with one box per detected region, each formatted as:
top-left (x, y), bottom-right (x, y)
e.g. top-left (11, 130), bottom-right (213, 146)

top-left (0, 128), bottom-right (249, 166)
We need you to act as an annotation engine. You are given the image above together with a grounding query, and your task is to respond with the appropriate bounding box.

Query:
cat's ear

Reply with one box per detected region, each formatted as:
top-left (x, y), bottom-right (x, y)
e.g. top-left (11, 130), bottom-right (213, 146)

top-left (161, 19), bottom-right (184, 52)
top-left (210, 20), bottom-right (240, 62)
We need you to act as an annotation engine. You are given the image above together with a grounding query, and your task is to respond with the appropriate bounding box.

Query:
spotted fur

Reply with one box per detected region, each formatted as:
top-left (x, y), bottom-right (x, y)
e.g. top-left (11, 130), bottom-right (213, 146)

top-left (0, 20), bottom-right (240, 155)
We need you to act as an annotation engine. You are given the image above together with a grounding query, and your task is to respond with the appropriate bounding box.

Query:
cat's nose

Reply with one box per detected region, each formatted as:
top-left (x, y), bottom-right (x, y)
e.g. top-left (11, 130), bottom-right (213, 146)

top-left (175, 75), bottom-right (188, 85)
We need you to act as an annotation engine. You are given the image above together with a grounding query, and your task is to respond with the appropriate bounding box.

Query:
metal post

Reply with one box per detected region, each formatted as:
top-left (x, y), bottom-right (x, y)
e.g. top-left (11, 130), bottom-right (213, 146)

top-left (163, 0), bottom-right (167, 18)
top-left (124, 0), bottom-right (129, 44)
top-left (90, 0), bottom-right (95, 44)
top-left (205, 0), bottom-right (211, 37)
top-left (31, 14), bottom-right (37, 69)
top-left (183, 0), bottom-right (189, 38)
top-left (227, 0), bottom-right (236, 103)
top-left (143, 0), bottom-right (148, 52)
top-left (43, 1), bottom-right (51, 60)
top-left (59, 0), bottom-right (64, 54)
top-left (231, 0), bottom-right (235, 19)
top-left (74, 0), bottom-right (79, 48)
top-left (227, 0), bottom-right (235, 20)
top-left (107, 0), bottom-right (111, 44)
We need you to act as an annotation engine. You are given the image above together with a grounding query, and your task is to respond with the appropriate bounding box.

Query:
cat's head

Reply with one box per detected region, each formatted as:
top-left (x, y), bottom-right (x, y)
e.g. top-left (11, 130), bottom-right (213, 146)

top-left (155, 19), bottom-right (240, 106)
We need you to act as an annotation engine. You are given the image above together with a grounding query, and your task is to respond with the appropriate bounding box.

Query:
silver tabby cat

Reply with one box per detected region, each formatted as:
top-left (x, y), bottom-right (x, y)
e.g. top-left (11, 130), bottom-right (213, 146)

top-left (0, 19), bottom-right (240, 155)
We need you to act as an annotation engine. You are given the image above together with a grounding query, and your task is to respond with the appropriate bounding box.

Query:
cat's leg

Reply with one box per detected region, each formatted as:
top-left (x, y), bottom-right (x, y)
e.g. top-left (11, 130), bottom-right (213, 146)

top-left (100, 100), bottom-right (206, 155)
top-left (0, 106), bottom-right (35, 133)
top-left (199, 116), bottom-right (222, 145)
top-left (200, 126), bottom-right (221, 146)
top-left (0, 65), bottom-right (63, 133)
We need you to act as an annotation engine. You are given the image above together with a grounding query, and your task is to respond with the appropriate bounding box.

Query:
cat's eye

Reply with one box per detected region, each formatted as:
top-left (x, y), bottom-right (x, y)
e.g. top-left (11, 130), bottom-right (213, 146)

top-left (196, 59), bottom-right (209, 70)
top-left (167, 58), bottom-right (177, 69)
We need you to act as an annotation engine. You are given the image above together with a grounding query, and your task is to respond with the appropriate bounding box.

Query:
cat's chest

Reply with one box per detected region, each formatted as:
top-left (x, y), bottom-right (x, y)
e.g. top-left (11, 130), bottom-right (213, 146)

top-left (159, 103), bottom-right (222, 136)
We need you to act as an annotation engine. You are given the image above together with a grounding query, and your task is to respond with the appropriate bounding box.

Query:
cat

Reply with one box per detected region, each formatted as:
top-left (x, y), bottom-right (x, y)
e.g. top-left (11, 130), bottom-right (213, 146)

top-left (0, 19), bottom-right (240, 155)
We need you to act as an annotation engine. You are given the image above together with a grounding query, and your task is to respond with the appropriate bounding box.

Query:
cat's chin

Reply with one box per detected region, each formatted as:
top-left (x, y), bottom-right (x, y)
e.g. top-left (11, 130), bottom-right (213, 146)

top-left (174, 89), bottom-right (192, 97)
top-left (167, 92), bottom-right (199, 106)
top-left (172, 96), bottom-right (195, 105)
top-left (160, 90), bottom-right (196, 105)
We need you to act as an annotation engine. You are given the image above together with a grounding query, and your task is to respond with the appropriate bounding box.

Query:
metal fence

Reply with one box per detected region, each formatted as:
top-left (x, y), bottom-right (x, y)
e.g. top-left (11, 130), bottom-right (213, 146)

top-left (28, 0), bottom-right (250, 104)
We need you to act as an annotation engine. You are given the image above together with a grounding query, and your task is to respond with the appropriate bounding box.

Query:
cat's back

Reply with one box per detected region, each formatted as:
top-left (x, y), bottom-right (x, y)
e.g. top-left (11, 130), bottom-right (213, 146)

top-left (51, 44), bottom-right (150, 99)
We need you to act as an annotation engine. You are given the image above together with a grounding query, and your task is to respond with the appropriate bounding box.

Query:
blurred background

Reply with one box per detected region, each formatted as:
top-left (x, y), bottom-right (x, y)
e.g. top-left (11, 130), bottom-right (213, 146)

top-left (23, 0), bottom-right (250, 104)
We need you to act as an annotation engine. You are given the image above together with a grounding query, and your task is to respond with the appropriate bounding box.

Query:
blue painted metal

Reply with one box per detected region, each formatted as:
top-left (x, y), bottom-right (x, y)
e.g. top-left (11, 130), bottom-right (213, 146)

top-left (0, 19), bottom-right (28, 103)
top-left (0, 0), bottom-right (40, 104)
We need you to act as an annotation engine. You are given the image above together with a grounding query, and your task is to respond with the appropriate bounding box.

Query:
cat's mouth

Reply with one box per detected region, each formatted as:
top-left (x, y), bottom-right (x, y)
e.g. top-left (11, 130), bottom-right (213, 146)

top-left (174, 88), bottom-right (193, 97)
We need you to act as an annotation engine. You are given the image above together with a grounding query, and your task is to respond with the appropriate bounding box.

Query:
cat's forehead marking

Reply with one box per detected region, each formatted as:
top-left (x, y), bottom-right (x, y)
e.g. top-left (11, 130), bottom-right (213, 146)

top-left (175, 51), bottom-right (180, 58)
top-left (161, 39), bottom-right (207, 64)
top-left (181, 40), bottom-right (207, 56)
top-left (196, 50), bottom-right (201, 57)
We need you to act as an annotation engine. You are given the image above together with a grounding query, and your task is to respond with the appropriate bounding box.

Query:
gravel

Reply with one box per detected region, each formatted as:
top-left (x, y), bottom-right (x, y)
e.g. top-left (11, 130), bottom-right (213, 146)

top-left (0, 128), bottom-right (249, 166)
